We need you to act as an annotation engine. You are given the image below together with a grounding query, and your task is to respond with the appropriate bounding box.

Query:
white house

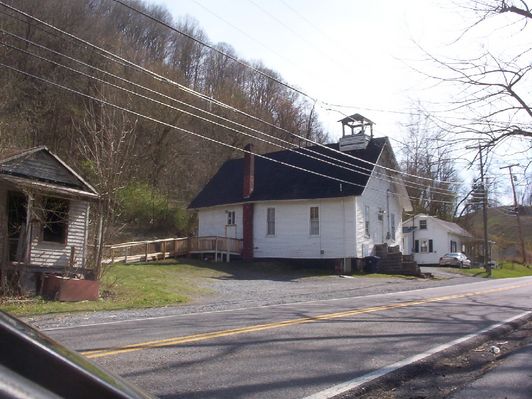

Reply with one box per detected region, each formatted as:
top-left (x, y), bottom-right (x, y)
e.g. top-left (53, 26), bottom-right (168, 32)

top-left (189, 115), bottom-right (412, 262)
top-left (402, 214), bottom-right (473, 265)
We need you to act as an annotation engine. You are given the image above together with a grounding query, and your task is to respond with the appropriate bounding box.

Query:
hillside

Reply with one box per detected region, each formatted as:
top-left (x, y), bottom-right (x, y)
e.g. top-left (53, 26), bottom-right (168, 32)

top-left (0, 0), bottom-right (327, 240)
top-left (460, 206), bottom-right (532, 263)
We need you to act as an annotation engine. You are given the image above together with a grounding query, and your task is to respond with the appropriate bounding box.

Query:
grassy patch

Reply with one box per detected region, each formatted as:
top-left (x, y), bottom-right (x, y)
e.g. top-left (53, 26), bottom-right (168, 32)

top-left (0, 259), bottom-right (225, 316)
top-left (455, 262), bottom-right (532, 279)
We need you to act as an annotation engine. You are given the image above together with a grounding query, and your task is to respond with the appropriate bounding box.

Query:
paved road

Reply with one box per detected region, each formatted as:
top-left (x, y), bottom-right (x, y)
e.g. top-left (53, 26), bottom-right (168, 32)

top-left (46, 276), bottom-right (532, 399)
top-left (450, 343), bottom-right (532, 399)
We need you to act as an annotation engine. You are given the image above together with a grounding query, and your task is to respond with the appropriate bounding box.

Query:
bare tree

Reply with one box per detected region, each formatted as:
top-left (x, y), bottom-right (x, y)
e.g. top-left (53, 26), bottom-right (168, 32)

top-left (397, 111), bottom-right (461, 219)
top-left (76, 94), bottom-right (137, 278)
top-left (420, 1), bottom-right (532, 150)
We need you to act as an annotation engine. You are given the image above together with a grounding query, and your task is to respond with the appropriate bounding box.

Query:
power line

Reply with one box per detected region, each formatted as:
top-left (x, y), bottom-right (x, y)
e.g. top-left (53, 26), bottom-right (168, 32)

top-left (278, 0), bottom-right (337, 44)
top-left (0, 61), bottom-right (461, 206)
top-left (109, 0), bottom-right (316, 102)
top-left (94, 1), bottom-right (468, 185)
top-left (0, 2), bottom-right (464, 189)
top-left (0, 30), bottom-right (460, 198)
top-left (191, 0), bottom-right (297, 68)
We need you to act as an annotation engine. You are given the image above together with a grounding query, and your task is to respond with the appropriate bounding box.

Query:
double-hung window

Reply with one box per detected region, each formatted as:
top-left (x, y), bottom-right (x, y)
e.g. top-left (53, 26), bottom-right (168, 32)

top-left (416, 239), bottom-right (433, 253)
top-left (267, 208), bottom-right (275, 235)
top-left (310, 206), bottom-right (319, 236)
top-left (227, 210), bottom-right (235, 225)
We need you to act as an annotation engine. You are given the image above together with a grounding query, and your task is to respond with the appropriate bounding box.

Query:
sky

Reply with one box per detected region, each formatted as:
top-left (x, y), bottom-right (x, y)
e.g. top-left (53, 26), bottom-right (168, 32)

top-left (154, 0), bottom-right (462, 137)
top-left (151, 0), bottom-right (529, 203)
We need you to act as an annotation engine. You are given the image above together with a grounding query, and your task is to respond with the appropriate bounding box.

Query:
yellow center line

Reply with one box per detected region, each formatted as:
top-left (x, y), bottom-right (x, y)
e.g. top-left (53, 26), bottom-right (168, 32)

top-left (82, 282), bottom-right (531, 359)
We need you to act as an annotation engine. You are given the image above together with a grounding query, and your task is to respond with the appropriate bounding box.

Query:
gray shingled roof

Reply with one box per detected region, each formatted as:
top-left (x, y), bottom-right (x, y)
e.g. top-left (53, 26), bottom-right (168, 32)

top-left (189, 138), bottom-right (388, 209)
top-left (0, 147), bottom-right (97, 195)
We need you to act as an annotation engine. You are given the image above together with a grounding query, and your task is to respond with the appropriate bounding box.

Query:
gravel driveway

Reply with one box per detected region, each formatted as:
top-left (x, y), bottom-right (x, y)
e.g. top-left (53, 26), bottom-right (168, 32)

top-left (25, 266), bottom-right (479, 330)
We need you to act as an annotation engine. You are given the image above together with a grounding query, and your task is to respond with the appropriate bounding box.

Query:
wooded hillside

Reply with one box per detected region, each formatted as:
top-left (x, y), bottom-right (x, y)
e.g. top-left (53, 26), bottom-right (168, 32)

top-left (460, 206), bottom-right (532, 263)
top-left (0, 0), bottom-right (326, 239)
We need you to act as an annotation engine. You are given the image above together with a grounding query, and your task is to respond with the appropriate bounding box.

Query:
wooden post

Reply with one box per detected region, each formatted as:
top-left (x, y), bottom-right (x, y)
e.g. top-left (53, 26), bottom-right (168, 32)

top-left (111, 247), bottom-right (115, 264)
top-left (145, 243), bottom-right (149, 262)
top-left (162, 241), bottom-right (167, 260)
top-left (24, 192), bottom-right (33, 266)
top-left (124, 247), bottom-right (128, 264)
top-left (68, 246), bottom-right (76, 274)
top-left (214, 237), bottom-right (218, 263)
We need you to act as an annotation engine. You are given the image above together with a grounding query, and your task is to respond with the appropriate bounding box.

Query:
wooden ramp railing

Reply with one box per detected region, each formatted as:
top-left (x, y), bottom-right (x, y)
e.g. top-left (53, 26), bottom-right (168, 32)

top-left (188, 236), bottom-right (243, 262)
top-left (102, 236), bottom-right (243, 264)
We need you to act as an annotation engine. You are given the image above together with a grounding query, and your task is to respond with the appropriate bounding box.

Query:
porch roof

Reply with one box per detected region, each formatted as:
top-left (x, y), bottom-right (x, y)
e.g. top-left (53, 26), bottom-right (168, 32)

top-left (0, 174), bottom-right (99, 200)
top-left (0, 146), bottom-right (98, 199)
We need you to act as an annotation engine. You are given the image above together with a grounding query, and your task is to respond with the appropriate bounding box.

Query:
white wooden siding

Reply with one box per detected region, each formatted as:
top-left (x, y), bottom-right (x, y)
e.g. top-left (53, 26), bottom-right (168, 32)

top-left (195, 153), bottom-right (408, 260)
top-left (253, 197), bottom-right (356, 259)
top-left (355, 165), bottom-right (403, 257)
top-left (197, 206), bottom-right (243, 239)
top-left (30, 200), bottom-right (89, 268)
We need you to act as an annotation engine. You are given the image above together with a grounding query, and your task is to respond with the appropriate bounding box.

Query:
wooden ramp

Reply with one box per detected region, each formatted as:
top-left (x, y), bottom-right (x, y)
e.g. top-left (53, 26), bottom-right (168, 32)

top-left (102, 236), bottom-right (243, 265)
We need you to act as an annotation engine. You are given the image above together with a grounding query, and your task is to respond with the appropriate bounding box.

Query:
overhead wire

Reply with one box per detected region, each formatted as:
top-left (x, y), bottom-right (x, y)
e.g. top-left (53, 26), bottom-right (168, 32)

top-left (0, 61), bottom-right (461, 205)
top-left (0, 0), bottom-right (466, 188)
top-left (109, 0), bottom-right (316, 101)
top-left (0, 2), bottom-right (468, 209)
top-left (0, 28), bottom-right (460, 198)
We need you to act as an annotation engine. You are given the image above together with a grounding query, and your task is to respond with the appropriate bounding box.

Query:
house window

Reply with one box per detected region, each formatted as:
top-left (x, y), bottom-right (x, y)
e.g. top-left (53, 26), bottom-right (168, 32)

top-left (364, 205), bottom-right (370, 237)
top-left (417, 239), bottom-right (433, 253)
top-left (450, 240), bottom-right (457, 252)
top-left (310, 206), bottom-right (319, 236)
top-left (41, 197), bottom-right (69, 244)
top-left (267, 207), bottom-right (275, 235)
top-left (419, 219), bottom-right (427, 230)
top-left (226, 210), bottom-right (235, 225)
top-left (391, 214), bottom-right (396, 240)
top-left (377, 208), bottom-right (384, 221)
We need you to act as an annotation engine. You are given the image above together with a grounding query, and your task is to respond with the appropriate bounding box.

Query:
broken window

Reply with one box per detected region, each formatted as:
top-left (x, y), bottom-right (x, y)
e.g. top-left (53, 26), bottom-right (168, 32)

top-left (41, 197), bottom-right (69, 244)
top-left (7, 191), bottom-right (27, 261)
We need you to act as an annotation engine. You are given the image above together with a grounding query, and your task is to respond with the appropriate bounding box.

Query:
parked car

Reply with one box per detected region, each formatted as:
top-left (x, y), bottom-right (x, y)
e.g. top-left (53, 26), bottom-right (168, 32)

top-left (439, 252), bottom-right (471, 268)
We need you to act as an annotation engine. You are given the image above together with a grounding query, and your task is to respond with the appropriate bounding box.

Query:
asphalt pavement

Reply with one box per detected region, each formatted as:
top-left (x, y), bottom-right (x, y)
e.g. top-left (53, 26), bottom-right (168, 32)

top-left (43, 276), bottom-right (532, 399)
top-left (450, 343), bottom-right (532, 399)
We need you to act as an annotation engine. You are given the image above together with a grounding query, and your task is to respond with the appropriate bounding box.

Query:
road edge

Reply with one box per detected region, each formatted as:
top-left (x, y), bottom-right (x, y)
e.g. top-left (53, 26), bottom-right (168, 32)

top-left (303, 311), bottom-right (532, 399)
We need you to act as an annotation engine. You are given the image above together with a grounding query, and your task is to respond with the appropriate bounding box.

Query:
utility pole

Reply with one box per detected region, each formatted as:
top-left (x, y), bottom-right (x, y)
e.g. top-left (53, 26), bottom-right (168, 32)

top-left (500, 164), bottom-right (527, 265)
top-left (478, 145), bottom-right (491, 276)
top-left (467, 143), bottom-right (491, 276)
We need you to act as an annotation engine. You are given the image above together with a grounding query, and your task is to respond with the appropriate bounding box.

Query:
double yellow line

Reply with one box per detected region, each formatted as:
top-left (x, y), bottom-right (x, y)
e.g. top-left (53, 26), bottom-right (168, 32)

top-left (82, 282), bottom-right (531, 359)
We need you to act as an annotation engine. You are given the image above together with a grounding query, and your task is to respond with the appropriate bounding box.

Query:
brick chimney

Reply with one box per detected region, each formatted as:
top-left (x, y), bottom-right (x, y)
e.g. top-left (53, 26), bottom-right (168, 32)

top-left (243, 143), bottom-right (255, 198)
top-left (242, 144), bottom-right (254, 261)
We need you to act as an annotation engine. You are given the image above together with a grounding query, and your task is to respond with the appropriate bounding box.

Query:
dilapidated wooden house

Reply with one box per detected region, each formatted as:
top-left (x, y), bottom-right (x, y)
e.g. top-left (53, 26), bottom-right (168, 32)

top-left (0, 146), bottom-right (99, 293)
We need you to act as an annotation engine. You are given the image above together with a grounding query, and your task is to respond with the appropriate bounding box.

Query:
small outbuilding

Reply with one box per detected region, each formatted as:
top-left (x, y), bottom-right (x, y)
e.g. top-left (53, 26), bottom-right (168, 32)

top-left (0, 146), bottom-right (99, 295)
